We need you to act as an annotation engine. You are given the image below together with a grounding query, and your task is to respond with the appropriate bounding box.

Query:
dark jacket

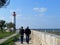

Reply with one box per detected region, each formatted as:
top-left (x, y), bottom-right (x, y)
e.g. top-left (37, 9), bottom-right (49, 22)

top-left (19, 29), bottom-right (24, 36)
top-left (25, 28), bottom-right (31, 36)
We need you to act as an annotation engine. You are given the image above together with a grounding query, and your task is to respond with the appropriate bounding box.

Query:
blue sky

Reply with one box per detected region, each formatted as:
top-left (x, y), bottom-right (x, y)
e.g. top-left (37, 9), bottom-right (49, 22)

top-left (0, 0), bottom-right (60, 29)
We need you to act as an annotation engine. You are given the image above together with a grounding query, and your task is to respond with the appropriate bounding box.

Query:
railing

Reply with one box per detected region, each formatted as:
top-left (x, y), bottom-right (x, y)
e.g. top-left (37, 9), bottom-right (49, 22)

top-left (31, 30), bottom-right (60, 45)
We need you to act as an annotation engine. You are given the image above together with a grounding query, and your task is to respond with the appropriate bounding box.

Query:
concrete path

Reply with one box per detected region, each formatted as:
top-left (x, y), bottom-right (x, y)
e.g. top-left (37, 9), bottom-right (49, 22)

top-left (15, 34), bottom-right (33, 45)
top-left (15, 37), bottom-right (33, 45)
top-left (0, 33), bottom-right (18, 44)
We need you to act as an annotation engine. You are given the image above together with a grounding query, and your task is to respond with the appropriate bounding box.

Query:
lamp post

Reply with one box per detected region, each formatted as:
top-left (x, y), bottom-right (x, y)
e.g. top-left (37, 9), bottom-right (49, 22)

top-left (13, 12), bottom-right (16, 32)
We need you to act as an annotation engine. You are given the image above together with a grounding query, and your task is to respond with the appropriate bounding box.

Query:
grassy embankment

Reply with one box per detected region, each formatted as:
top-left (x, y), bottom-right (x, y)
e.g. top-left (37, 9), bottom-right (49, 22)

top-left (48, 32), bottom-right (60, 35)
top-left (0, 33), bottom-right (20, 45)
top-left (0, 30), bottom-right (14, 39)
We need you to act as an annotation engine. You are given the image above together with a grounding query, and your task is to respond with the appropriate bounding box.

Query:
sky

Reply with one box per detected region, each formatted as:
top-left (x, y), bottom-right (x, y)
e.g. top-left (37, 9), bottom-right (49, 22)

top-left (0, 0), bottom-right (60, 29)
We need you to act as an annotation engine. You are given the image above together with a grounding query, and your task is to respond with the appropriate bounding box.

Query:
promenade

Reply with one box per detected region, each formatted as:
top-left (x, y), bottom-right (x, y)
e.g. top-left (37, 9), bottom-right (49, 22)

top-left (15, 30), bottom-right (60, 45)
top-left (0, 30), bottom-right (60, 45)
top-left (15, 33), bottom-right (33, 45)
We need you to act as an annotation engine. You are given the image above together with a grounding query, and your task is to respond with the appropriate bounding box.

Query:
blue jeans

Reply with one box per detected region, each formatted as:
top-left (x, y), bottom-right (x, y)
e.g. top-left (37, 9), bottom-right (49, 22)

top-left (21, 36), bottom-right (24, 44)
top-left (26, 35), bottom-right (29, 44)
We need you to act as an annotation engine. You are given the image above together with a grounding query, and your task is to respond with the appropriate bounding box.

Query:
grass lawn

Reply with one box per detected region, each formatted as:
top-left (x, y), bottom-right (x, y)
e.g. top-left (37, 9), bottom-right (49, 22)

top-left (1, 36), bottom-right (15, 45)
top-left (0, 30), bottom-right (14, 39)
top-left (1, 34), bottom-right (19, 45)
top-left (48, 32), bottom-right (60, 35)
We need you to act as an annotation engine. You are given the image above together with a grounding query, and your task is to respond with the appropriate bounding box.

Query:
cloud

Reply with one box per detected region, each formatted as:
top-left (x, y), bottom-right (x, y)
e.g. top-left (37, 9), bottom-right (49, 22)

top-left (16, 14), bottom-right (22, 19)
top-left (17, 14), bottom-right (22, 17)
top-left (0, 16), bottom-right (5, 20)
top-left (10, 8), bottom-right (22, 18)
top-left (33, 7), bottom-right (47, 17)
top-left (33, 8), bottom-right (39, 11)
top-left (33, 7), bottom-right (47, 13)
top-left (10, 9), bottom-right (21, 13)
top-left (9, 14), bottom-right (22, 23)
top-left (9, 8), bottom-right (22, 22)
top-left (35, 14), bottom-right (45, 17)
top-left (39, 8), bottom-right (47, 12)
top-left (39, 14), bottom-right (45, 16)
top-left (0, 15), bottom-right (6, 20)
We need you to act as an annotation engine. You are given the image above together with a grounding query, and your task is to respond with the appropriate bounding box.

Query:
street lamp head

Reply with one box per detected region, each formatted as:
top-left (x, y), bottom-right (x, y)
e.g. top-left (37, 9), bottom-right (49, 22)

top-left (13, 11), bottom-right (16, 16)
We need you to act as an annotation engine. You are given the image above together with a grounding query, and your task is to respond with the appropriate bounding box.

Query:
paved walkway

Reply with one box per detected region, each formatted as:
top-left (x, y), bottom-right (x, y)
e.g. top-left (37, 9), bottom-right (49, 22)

top-left (15, 33), bottom-right (33, 45)
top-left (0, 33), bottom-right (18, 44)
top-left (15, 37), bottom-right (33, 45)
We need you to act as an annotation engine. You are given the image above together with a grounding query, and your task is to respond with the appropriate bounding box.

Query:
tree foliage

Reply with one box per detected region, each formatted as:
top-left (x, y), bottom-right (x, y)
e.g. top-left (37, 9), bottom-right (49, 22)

top-left (6, 22), bottom-right (14, 32)
top-left (0, 20), bottom-right (14, 32)
top-left (0, 20), bottom-right (5, 32)
top-left (0, 0), bottom-right (10, 8)
top-left (6, 22), bottom-right (14, 29)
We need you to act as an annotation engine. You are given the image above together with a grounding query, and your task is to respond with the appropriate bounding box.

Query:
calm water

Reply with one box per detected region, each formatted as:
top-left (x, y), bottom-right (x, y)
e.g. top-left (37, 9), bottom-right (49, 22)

top-left (32, 29), bottom-right (60, 35)
top-left (16, 29), bottom-right (60, 35)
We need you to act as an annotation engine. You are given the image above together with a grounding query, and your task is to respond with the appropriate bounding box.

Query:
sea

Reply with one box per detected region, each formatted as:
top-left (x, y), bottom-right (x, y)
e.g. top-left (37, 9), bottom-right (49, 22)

top-left (32, 29), bottom-right (60, 35)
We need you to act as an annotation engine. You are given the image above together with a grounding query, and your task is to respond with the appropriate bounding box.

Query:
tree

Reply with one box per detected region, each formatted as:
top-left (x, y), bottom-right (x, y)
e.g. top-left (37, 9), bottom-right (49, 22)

top-left (0, 20), bottom-right (6, 32)
top-left (6, 22), bottom-right (14, 32)
top-left (0, 0), bottom-right (10, 8)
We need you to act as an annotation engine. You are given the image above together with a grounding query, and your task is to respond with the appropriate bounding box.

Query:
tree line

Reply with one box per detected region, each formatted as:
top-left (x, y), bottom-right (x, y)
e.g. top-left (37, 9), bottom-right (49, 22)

top-left (0, 20), bottom-right (14, 32)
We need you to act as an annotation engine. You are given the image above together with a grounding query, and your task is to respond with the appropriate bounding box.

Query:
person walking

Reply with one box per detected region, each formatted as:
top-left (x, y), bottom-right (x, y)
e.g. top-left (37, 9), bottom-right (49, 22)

top-left (25, 27), bottom-right (31, 44)
top-left (19, 26), bottom-right (24, 44)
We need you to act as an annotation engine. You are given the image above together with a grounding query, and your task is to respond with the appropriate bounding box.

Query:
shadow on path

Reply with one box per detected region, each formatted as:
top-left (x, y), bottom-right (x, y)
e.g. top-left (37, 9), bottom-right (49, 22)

top-left (17, 37), bottom-right (26, 42)
top-left (15, 36), bottom-right (32, 45)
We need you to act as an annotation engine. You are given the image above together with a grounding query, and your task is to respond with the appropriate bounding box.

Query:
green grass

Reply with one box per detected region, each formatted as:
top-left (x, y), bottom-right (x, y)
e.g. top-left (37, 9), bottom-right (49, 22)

top-left (0, 30), bottom-right (14, 39)
top-left (0, 34), bottom-right (19, 45)
top-left (1, 36), bottom-right (15, 45)
top-left (48, 32), bottom-right (60, 35)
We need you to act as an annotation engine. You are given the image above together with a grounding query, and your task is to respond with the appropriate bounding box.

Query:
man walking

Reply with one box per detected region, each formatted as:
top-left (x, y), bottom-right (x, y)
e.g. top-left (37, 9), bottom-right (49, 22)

top-left (19, 26), bottom-right (24, 44)
top-left (25, 27), bottom-right (31, 44)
